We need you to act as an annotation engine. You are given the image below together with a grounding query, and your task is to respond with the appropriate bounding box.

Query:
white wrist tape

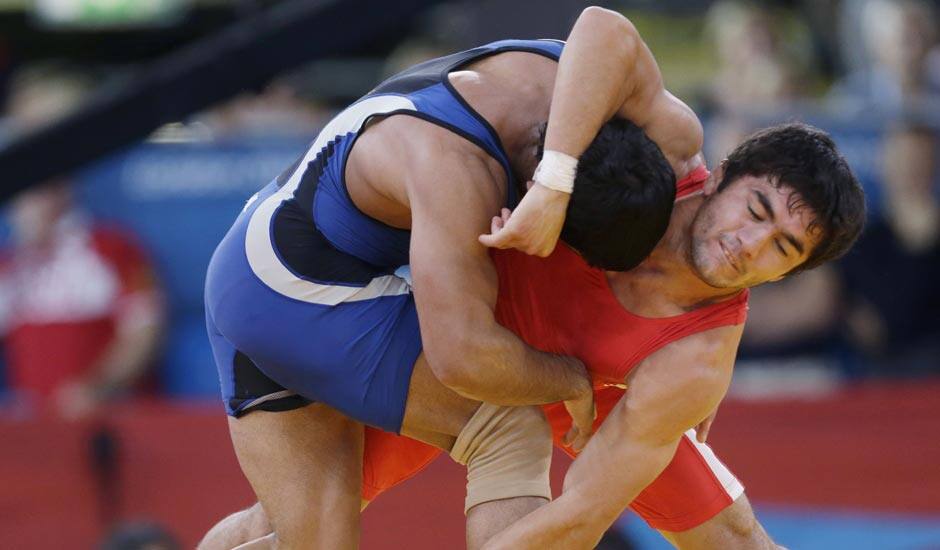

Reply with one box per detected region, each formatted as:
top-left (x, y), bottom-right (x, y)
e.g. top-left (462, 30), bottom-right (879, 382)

top-left (533, 150), bottom-right (578, 194)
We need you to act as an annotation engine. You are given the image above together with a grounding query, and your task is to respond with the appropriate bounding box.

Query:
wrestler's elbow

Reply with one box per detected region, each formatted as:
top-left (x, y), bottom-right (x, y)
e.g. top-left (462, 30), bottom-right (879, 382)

top-left (578, 6), bottom-right (635, 36)
top-left (576, 6), bottom-right (639, 57)
top-left (424, 339), bottom-right (471, 390)
top-left (424, 325), bottom-right (498, 393)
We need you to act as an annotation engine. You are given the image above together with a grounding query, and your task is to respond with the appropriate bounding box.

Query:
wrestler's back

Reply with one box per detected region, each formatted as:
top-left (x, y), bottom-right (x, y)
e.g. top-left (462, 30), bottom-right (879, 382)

top-left (344, 49), bottom-right (558, 231)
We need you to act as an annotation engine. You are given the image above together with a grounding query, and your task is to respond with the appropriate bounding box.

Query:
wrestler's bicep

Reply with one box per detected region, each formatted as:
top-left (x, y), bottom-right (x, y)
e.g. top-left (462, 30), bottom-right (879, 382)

top-left (561, 327), bottom-right (744, 508)
top-left (618, 324), bottom-right (743, 440)
top-left (405, 149), bottom-right (506, 364)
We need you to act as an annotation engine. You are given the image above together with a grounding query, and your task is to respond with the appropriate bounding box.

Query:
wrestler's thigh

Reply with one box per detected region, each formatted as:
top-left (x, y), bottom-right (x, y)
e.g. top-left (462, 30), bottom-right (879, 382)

top-left (228, 403), bottom-right (363, 549)
top-left (399, 354), bottom-right (550, 550)
top-left (661, 495), bottom-right (775, 550)
top-left (400, 352), bottom-right (482, 449)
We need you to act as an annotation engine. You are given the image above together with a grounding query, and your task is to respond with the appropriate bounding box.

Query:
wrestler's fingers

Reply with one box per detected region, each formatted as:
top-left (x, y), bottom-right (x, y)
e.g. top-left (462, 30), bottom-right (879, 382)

top-left (569, 426), bottom-right (591, 453)
top-left (696, 409), bottom-right (717, 443)
top-left (479, 223), bottom-right (508, 247)
top-left (479, 230), bottom-right (510, 248)
top-left (478, 223), bottom-right (519, 249)
top-left (562, 425), bottom-right (579, 447)
top-left (696, 423), bottom-right (709, 443)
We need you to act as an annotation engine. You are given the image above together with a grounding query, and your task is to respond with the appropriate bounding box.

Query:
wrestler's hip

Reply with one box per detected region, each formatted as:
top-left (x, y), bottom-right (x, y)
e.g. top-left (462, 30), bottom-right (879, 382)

top-left (204, 182), bottom-right (421, 432)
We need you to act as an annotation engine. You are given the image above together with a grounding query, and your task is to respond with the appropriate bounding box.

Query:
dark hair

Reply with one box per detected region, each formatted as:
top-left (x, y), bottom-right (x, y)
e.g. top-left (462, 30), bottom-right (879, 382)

top-left (719, 122), bottom-right (866, 274)
top-left (552, 118), bottom-right (676, 271)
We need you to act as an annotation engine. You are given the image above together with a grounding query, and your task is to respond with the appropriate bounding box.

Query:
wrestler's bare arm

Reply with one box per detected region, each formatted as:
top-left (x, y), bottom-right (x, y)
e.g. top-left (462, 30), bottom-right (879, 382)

top-left (370, 121), bottom-right (593, 411)
top-left (482, 324), bottom-right (744, 550)
top-left (547, 7), bottom-right (702, 170)
top-left (482, 7), bottom-right (704, 255)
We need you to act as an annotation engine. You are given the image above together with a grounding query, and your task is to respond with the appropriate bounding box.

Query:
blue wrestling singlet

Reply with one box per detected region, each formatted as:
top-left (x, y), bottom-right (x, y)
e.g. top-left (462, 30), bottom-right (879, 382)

top-left (205, 39), bottom-right (564, 432)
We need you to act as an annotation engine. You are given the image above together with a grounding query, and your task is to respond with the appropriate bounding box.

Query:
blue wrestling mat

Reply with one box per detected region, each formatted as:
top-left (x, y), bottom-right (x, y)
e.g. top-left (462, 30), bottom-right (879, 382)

top-left (618, 504), bottom-right (940, 550)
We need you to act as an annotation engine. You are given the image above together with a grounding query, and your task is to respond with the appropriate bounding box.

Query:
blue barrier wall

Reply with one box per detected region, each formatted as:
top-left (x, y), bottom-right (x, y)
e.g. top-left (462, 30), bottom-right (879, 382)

top-left (76, 138), bottom-right (308, 397)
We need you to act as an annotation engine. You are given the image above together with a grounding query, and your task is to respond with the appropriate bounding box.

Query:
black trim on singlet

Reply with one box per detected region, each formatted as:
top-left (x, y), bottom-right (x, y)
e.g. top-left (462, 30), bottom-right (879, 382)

top-left (275, 149), bottom-right (306, 188)
top-left (370, 46), bottom-right (493, 95)
top-left (293, 137), bottom-right (339, 219)
top-left (271, 198), bottom-right (392, 286)
top-left (369, 41), bottom-right (565, 204)
top-left (230, 351), bottom-right (311, 417)
top-left (339, 108), bottom-right (518, 215)
top-left (272, 138), bottom-right (393, 286)
top-left (439, 44), bottom-right (565, 185)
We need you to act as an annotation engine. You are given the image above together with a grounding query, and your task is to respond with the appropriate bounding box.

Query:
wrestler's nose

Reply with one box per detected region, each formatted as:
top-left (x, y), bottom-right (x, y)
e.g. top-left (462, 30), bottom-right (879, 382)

top-left (738, 224), bottom-right (772, 259)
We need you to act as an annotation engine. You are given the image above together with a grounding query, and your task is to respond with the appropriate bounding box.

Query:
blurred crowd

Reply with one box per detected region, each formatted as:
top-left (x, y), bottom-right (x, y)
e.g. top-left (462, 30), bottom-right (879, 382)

top-left (698, 0), bottom-right (940, 393)
top-left (0, 0), bottom-right (937, 417)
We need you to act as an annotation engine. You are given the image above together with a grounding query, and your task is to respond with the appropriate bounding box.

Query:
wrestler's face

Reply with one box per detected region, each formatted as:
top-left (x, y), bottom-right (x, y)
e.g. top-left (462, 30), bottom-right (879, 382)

top-left (688, 173), bottom-right (820, 289)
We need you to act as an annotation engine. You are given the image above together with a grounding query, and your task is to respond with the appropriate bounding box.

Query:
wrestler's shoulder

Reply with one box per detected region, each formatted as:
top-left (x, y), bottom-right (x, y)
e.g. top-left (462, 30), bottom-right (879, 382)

top-left (643, 323), bottom-right (744, 373)
top-left (354, 115), bottom-right (503, 184)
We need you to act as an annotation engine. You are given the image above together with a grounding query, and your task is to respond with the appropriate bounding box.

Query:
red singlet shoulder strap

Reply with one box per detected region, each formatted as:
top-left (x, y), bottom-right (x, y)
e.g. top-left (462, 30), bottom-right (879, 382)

top-left (676, 165), bottom-right (710, 200)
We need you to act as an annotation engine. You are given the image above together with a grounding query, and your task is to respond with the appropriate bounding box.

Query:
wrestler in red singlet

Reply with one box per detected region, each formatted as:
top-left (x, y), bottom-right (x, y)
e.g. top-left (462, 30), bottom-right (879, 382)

top-left (362, 166), bottom-right (750, 532)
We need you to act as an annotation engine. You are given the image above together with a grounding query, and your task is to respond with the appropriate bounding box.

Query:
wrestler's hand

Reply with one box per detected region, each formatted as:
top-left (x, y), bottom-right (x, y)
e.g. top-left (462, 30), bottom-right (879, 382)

top-left (478, 182), bottom-right (570, 257)
top-left (695, 407), bottom-right (718, 443)
top-left (562, 384), bottom-right (596, 453)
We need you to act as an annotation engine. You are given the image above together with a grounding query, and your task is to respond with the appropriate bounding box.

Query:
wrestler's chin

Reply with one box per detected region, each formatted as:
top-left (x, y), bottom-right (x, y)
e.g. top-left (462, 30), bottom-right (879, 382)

top-left (694, 266), bottom-right (739, 289)
top-left (690, 245), bottom-right (739, 289)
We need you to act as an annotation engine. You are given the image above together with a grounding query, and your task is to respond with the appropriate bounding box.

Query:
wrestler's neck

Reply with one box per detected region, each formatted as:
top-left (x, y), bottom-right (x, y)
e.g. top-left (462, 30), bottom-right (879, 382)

top-left (607, 194), bottom-right (741, 314)
top-left (495, 112), bottom-right (544, 189)
top-left (445, 53), bottom-right (554, 188)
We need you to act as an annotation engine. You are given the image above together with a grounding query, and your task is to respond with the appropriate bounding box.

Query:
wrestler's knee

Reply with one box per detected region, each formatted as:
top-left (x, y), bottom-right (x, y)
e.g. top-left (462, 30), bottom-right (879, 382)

top-left (197, 502), bottom-right (271, 550)
top-left (720, 496), bottom-right (761, 539)
top-left (449, 404), bottom-right (553, 513)
top-left (668, 495), bottom-right (782, 550)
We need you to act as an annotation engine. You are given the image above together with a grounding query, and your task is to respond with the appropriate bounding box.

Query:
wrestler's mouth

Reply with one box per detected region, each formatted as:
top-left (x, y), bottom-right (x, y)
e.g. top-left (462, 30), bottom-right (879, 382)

top-left (719, 241), bottom-right (741, 274)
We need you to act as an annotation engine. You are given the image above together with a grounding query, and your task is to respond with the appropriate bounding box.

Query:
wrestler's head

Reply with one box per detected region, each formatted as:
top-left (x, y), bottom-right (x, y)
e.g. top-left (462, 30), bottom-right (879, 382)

top-left (559, 117), bottom-right (676, 271)
top-left (688, 122), bottom-right (865, 288)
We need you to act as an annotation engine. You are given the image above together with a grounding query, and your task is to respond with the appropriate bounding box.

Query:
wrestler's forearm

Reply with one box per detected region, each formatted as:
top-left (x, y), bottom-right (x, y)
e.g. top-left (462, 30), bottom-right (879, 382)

top-left (483, 435), bottom-right (678, 549)
top-left (431, 323), bottom-right (591, 406)
top-left (544, 6), bottom-right (642, 158)
top-left (547, 8), bottom-right (701, 172)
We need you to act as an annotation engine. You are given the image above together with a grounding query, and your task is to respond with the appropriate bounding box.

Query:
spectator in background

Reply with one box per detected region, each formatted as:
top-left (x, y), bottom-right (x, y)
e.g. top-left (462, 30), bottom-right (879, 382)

top-left (837, 123), bottom-right (940, 374)
top-left (705, 1), bottom-right (801, 112)
top-left (0, 180), bottom-right (164, 418)
top-left (196, 80), bottom-right (327, 139)
top-left (0, 64), bottom-right (164, 419)
top-left (831, 0), bottom-right (940, 112)
top-left (701, 3), bottom-right (846, 394)
top-left (702, 1), bottom-right (817, 167)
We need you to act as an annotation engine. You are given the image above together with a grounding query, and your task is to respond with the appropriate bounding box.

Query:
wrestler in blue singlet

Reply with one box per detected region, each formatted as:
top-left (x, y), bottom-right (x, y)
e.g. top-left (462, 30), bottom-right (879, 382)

top-left (205, 39), bottom-right (564, 432)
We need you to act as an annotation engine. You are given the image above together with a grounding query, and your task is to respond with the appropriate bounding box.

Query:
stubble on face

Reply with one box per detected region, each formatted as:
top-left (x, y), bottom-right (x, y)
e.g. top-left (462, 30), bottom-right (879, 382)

top-left (687, 197), bottom-right (741, 289)
top-left (687, 177), bottom-right (821, 290)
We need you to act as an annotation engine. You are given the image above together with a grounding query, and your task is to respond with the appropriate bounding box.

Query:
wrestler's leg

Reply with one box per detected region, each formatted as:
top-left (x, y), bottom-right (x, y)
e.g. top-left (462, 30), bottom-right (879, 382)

top-left (399, 355), bottom-right (548, 550)
top-left (203, 354), bottom-right (549, 549)
top-left (197, 352), bottom-right (460, 549)
top-left (227, 403), bottom-right (363, 550)
top-left (659, 495), bottom-right (784, 550)
top-left (198, 503), bottom-right (269, 550)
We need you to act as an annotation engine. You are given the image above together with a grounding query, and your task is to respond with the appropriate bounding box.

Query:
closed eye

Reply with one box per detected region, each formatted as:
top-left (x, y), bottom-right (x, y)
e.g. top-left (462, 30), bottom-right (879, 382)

top-left (748, 206), bottom-right (763, 221)
top-left (775, 239), bottom-right (788, 257)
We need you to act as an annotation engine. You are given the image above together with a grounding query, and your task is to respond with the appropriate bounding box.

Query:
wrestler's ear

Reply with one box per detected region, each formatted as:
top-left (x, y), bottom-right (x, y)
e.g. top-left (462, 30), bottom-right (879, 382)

top-left (702, 160), bottom-right (726, 197)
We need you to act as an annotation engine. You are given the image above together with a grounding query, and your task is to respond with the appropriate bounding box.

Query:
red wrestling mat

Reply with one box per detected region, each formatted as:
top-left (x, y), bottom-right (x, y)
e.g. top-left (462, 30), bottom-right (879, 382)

top-left (708, 379), bottom-right (940, 515)
top-left (1, 379), bottom-right (938, 548)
